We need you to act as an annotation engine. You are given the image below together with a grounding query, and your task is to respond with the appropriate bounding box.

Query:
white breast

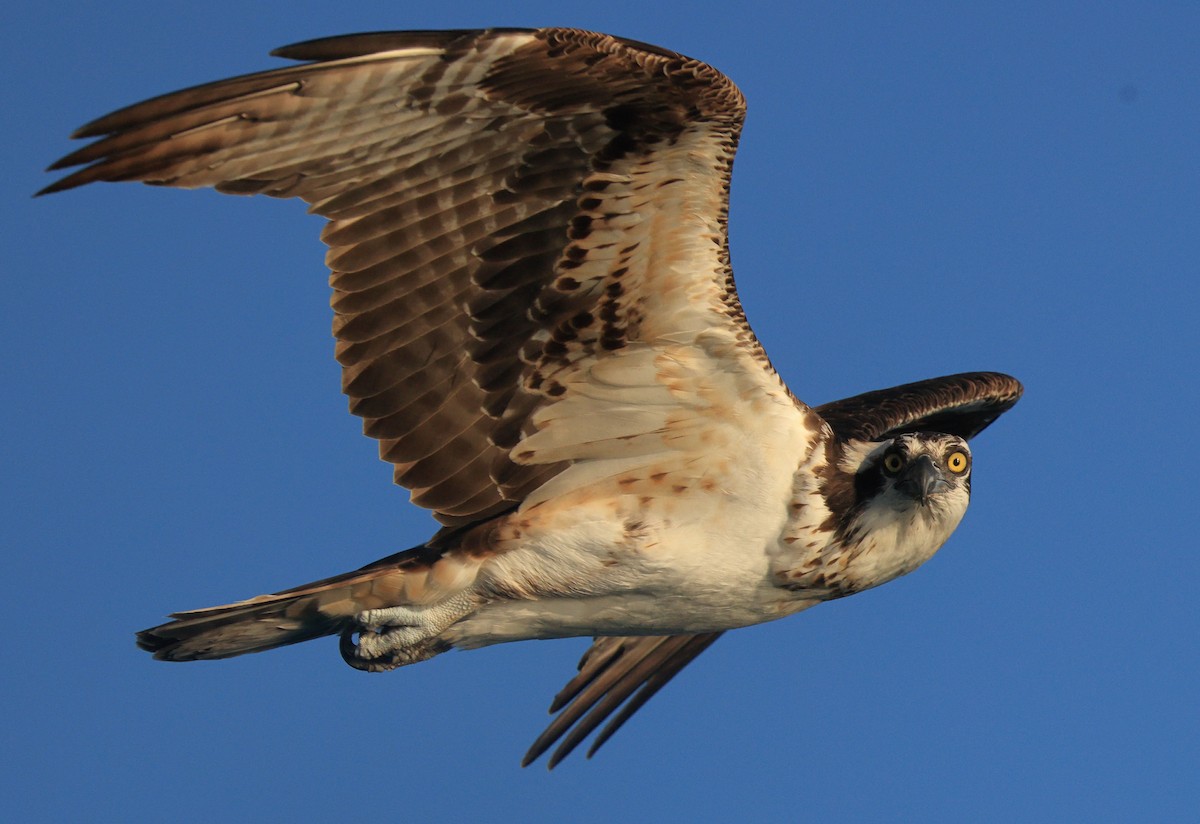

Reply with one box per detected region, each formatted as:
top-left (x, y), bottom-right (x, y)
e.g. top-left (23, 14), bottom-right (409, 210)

top-left (445, 404), bottom-right (825, 647)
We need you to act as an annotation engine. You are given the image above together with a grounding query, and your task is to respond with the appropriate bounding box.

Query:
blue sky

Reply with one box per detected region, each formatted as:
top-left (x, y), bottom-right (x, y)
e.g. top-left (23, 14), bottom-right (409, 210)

top-left (5, 1), bottom-right (1198, 820)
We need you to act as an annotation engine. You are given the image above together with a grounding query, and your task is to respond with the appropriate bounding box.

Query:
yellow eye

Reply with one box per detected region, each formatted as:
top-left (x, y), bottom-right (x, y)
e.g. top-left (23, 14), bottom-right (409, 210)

top-left (882, 453), bottom-right (904, 474)
top-left (946, 451), bottom-right (969, 474)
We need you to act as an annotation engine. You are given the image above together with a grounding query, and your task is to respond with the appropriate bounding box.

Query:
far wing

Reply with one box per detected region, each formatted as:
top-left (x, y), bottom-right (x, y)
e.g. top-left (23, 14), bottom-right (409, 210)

top-left (817, 371), bottom-right (1023, 443)
top-left (525, 371), bottom-right (1022, 767)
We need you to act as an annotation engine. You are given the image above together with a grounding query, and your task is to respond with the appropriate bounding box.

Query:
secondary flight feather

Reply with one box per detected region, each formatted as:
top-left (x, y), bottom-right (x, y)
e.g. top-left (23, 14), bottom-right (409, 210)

top-left (43, 28), bottom-right (1021, 768)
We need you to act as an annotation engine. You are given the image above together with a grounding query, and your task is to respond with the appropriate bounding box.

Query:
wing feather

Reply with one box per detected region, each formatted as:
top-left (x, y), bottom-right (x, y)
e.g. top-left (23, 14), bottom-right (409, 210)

top-left (44, 28), bottom-right (777, 528)
top-left (522, 634), bottom-right (722, 768)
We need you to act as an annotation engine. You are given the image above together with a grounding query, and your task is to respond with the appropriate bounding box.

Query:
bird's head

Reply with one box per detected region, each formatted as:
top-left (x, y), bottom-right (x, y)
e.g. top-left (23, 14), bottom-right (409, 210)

top-left (855, 432), bottom-right (972, 517)
top-left (825, 432), bottom-right (974, 584)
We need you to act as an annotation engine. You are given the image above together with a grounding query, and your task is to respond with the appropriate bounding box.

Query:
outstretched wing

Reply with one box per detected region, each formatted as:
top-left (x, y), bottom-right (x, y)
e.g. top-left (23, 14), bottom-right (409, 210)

top-left (526, 371), bottom-right (1022, 767)
top-left (816, 371), bottom-right (1023, 443)
top-left (44, 28), bottom-right (797, 528)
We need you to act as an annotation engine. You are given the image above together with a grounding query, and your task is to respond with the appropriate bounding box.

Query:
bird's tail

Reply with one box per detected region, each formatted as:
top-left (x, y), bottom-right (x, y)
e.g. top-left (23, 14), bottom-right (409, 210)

top-left (136, 540), bottom-right (481, 664)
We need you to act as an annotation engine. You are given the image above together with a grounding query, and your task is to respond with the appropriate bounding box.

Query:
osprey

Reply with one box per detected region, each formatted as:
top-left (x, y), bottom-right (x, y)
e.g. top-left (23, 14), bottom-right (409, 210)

top-left (43, 28), bottom-right (1022, 768)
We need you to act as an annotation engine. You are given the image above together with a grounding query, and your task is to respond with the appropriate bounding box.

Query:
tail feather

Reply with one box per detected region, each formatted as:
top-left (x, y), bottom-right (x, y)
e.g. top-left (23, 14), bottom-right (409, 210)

top-left (136, 594), bottom-right (350, 661)
top-left (137, 541), bottom-right (475, 662)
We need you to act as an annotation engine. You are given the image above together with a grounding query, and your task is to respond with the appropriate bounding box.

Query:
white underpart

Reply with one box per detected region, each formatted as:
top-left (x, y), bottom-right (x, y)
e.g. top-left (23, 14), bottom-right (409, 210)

top-left (445, 499), bottom-right (819, 649)
top-left (451, 334), bottom-right (823, 647)
top-left (361, 432), bottom-right (970, 659)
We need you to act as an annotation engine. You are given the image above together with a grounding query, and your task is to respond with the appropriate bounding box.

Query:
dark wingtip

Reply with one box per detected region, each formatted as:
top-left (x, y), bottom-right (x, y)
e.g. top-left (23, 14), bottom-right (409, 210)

top-left (34, 180), bottom-right (72, 197)
top-left (816, 371), bottom-right (1024, 444)
top-left (135, 626), bottom-right (179, 660)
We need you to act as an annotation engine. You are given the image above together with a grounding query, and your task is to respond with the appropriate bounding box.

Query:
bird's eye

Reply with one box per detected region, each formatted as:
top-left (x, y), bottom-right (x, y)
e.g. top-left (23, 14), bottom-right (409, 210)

top-left (946, 451), bottom-right (969, 474)
top-left (882, 453), bottom-right (904, 475)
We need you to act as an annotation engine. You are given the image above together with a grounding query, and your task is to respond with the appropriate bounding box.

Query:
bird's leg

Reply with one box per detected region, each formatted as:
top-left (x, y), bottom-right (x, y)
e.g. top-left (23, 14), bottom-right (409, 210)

top-left (339, 593), bottom-right (481, 672)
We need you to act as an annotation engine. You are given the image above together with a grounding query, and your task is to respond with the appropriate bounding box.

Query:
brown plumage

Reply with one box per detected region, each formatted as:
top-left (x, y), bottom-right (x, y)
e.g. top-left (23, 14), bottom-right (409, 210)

top-left (44, 28), bottom-right (1022, 767)
top-left (43, 28), bottom-right (749, 528)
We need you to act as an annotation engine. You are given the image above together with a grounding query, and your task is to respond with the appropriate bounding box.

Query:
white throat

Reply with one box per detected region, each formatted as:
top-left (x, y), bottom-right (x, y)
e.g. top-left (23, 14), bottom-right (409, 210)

top-left (841, 486), bottom-right (969, 590)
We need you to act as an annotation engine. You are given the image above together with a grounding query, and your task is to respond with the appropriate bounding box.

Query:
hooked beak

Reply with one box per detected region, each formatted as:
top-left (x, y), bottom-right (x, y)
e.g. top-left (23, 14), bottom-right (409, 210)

top-left (896, 455), bottom-right (950, 505)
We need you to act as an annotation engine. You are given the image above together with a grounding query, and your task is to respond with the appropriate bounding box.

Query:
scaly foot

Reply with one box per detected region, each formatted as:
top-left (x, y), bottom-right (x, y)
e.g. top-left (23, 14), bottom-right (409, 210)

top-left (339, 594), bottom-right (480, 671)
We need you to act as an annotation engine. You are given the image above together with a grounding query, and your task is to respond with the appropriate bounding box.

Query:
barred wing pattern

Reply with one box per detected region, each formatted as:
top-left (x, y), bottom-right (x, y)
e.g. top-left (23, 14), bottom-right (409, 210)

top-left (45, 28), bottom-right (761, 529)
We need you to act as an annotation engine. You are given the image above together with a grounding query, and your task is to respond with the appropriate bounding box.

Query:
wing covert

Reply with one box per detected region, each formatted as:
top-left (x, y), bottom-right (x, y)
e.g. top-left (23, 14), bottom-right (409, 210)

top-left (43, 28), bottom-right (773, 527)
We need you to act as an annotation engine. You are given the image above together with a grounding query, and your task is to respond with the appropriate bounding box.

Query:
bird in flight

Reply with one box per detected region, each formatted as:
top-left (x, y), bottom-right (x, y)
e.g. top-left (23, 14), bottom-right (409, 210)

top-left (43, 27), bottom-right (1022, 768)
